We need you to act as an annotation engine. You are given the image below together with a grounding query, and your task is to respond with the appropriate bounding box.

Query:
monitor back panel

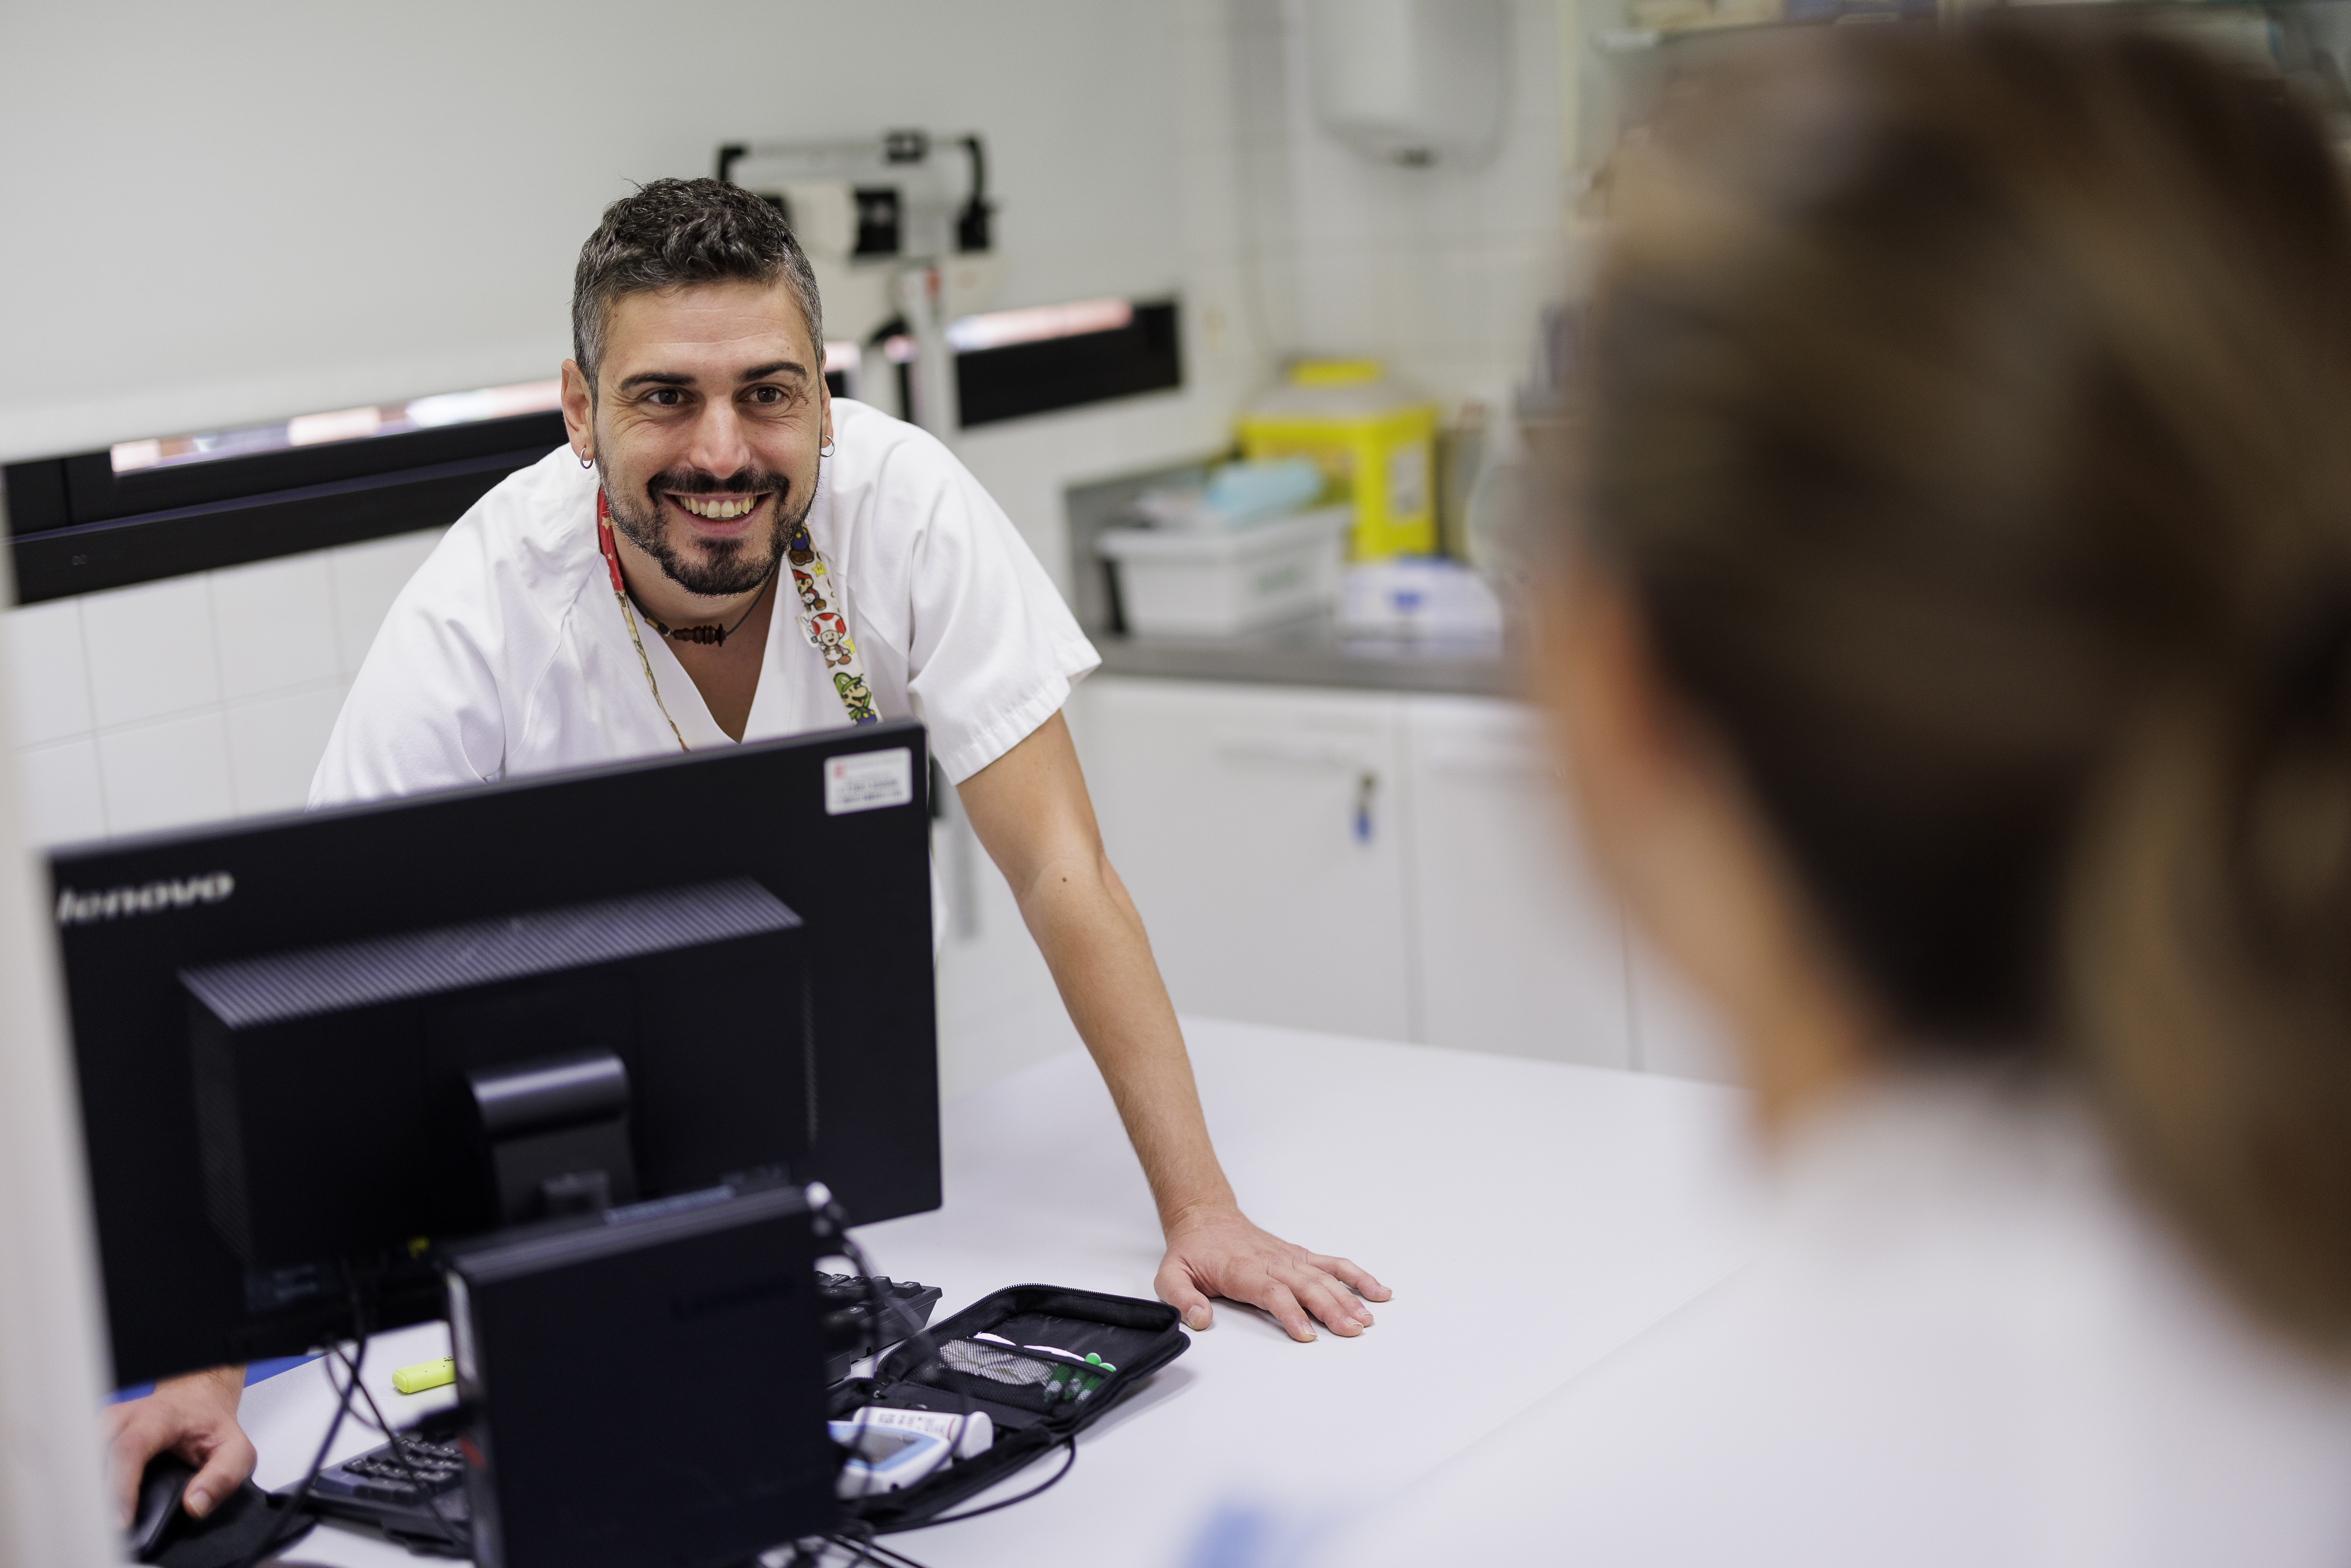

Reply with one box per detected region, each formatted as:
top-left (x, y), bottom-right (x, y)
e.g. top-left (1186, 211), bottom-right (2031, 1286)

top-left (54, 720), bottom-right (938, 1386)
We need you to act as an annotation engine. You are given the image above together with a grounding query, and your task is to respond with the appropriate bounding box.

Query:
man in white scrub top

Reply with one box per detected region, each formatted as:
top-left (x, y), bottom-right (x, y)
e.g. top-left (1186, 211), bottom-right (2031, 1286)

top-left (312, 367), bottom-right (1080, 958)
top-left (106, 177), bottom-right (1387, 1531)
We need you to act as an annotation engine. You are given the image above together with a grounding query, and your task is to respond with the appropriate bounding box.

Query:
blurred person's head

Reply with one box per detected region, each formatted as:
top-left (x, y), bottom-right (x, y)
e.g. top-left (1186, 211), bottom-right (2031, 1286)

top-left (1544, 18), bottom-right (2351, 1349)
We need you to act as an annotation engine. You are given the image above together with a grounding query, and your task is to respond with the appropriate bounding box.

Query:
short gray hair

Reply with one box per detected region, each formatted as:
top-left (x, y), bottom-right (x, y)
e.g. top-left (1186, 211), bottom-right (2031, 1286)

top-left (571, 177), bottom-right (825, 391)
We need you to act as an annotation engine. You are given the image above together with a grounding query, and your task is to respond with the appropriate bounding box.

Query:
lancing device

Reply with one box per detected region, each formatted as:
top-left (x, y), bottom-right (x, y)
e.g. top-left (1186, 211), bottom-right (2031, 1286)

top-left (391, 1357), bottom-right (455, 1395)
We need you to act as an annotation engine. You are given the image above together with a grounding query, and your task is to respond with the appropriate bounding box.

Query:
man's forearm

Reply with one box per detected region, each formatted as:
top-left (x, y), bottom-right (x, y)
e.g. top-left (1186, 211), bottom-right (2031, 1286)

top-left (955, 712), bottom-right (1242, 1231)
top-left (1011, 850), bottom-right (1235, 1230)
top-left (955, 713), bottom-right (1388, 1338)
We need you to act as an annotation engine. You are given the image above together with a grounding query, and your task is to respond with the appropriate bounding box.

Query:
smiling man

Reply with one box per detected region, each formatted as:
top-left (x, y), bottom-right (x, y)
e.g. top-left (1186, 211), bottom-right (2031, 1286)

top-left (321, 181), bottom-right (1385, 1324)
top-left (301, 179), bottom-right (1384, 1311)
top-left (108, 174), bottom-right (1387, 1540)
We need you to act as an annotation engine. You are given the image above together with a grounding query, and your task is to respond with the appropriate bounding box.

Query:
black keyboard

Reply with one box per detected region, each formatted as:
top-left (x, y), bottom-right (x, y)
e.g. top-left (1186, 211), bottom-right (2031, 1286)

top-left (304, 1434), bottom-right (471, 1555)
top-left (816, 1272), bottom-right (944, 1382)
top-left (292, 1273), bottom-right (941, 1556)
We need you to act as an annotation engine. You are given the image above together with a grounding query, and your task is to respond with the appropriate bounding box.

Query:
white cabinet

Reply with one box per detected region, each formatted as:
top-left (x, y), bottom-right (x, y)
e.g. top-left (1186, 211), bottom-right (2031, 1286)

top-left (939, 675), bottom-right (1743, 1088)
top-left (1400, 695), bottom-right (1632, 1068)
top-left (1062, 675), bottom-right (1739, 1079)
top-left (1074, 679), bottom-right (1417, 1040)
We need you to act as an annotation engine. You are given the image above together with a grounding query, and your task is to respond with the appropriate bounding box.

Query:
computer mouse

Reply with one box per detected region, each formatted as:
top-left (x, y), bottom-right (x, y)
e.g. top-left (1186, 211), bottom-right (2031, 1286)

top-left (127, 1452), bottom-right (196, 1562)
top-left (130, 1466), bottom-right (310, 1568)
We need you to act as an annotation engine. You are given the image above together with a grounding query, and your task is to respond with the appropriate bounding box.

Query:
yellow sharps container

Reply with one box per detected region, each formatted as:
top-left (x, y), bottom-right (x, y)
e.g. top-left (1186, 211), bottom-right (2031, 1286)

top-left (1238, 360), bottom-right (1439, 560)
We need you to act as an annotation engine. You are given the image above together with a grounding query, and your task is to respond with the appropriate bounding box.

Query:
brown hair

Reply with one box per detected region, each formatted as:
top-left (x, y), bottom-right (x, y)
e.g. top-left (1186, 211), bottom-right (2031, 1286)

top-left (572, 177), bottom-right (825, 389)
top-left (1582, 18), bottom-right (2351, 1346)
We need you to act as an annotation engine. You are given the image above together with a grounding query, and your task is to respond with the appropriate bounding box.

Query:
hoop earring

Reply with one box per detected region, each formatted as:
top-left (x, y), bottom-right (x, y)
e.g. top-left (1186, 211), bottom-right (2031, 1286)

top-left (818, 439), bottom-right (835, 458)
top-left (577, 449), bottom-right (595, 469)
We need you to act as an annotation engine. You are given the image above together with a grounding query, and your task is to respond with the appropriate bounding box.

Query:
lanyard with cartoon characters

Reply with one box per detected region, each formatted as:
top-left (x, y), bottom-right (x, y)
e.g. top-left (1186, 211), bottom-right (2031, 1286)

top-left (781, 512), bottom-right (880, 725)
top-left (596, 491), bottom-right (881, 746)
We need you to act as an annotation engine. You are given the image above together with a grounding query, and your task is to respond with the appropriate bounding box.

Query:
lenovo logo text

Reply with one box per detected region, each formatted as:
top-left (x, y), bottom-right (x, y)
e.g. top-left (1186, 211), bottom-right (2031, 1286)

top-left (55, 873), bottom-right (236, 926)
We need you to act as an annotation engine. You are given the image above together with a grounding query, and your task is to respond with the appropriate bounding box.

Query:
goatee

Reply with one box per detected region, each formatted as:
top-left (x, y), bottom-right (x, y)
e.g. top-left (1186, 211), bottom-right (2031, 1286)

top-left (600, 463), bottom-right (810, 598)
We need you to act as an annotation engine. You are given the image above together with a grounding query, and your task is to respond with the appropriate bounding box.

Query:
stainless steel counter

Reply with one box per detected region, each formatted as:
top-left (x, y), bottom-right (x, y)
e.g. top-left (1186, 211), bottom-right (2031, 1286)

top-left (1065, 463), bottom-right (1520, 700)
top-left (1090, 616), bottom-right (1516, 698)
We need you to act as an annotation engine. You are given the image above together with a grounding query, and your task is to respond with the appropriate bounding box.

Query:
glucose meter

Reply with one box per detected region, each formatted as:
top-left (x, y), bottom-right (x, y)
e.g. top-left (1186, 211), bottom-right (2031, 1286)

top-left (829, 1419), bottom-right (952, 1499)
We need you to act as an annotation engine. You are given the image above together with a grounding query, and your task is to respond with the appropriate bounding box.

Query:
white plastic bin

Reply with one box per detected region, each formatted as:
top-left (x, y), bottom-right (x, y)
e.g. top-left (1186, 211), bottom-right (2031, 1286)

top-left (1097, 507), bottom-right (1350, 636)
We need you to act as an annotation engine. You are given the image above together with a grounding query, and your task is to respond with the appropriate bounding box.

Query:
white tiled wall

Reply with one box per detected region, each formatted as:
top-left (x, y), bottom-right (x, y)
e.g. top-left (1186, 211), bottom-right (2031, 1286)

top-left (4, 528), bottom-right (446, 847)
top-left (1222, 0), bottom-right (1576, 410)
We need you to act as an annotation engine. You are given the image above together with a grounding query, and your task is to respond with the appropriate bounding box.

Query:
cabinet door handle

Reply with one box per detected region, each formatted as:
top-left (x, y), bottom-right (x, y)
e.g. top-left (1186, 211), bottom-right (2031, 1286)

top-left (1354, 771), bottom-right (1377, 844)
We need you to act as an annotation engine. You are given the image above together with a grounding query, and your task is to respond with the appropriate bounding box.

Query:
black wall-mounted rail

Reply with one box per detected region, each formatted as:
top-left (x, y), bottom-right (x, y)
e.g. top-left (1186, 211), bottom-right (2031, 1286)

top-left (5, 297), bottom-right (1183, 604)
top-left (4, 412), bottom-right (564, 605)
top-left (955, 300), bottom-right (1182, 429)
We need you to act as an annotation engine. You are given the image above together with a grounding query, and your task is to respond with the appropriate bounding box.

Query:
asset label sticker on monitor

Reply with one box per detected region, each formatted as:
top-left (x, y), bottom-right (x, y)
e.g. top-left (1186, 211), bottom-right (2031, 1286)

top-left (825, 748), bottom-right (914, 815)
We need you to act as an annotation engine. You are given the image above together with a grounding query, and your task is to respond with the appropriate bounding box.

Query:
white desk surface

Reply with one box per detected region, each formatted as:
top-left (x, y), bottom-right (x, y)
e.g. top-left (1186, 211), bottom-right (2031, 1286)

top-left (240, 1018), bottom-right (1762, 1568)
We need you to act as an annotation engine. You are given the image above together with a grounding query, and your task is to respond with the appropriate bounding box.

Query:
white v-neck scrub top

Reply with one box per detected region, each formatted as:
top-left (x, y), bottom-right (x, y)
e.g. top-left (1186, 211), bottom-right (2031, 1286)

top-left (309, 399), bottom-right (1099, 808)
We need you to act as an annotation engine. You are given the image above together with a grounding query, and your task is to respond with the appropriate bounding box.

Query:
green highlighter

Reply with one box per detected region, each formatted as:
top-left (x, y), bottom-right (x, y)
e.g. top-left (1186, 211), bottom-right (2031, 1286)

top-left (391, 1356), bottom-right (455, 1395)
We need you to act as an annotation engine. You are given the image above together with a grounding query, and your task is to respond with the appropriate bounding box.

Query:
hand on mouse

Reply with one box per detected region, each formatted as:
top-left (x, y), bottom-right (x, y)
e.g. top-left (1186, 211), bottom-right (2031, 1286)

top-left (1154, 1204), bottom-right (1390, 1342)
top-left (107, 1366), bottom-right (255, 1527)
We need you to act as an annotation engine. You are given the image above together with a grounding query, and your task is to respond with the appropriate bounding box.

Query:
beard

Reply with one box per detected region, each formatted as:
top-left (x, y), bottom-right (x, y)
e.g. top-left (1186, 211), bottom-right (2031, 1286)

top-left (599, 460), bottom-right (813, 598)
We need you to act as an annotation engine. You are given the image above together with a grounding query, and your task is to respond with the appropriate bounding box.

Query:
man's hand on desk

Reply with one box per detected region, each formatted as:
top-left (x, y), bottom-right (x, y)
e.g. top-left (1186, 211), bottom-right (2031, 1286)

top-left (106, 1365), bottom-right (255, 1527)
top-left (1156, 1204), bottom-right (1391, 1342)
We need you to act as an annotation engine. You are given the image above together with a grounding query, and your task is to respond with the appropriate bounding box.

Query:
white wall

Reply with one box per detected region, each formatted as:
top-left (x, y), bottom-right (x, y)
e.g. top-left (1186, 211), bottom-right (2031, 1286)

top-left (952, 0), bottom-right (1302, 595)
top-left (0, 0), bottom-right (1582, 464)
top-left (0, 0), bottom-right (1591, 1102)
top-left (4, 528), bottom-right (444, 846)
top-left (1231, 0), bottom-right (1575, 411)
top-left (0, 0), bottom-right (1277, 849)
top-left (0, 0), bottom-right (1203, 465)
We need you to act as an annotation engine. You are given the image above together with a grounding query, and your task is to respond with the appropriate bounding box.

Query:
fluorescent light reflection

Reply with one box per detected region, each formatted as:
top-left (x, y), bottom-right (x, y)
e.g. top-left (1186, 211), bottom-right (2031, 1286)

top-left (110, 378), bottom-right (563, 475)
top-left (944, 298), bottom-right (1133, 353)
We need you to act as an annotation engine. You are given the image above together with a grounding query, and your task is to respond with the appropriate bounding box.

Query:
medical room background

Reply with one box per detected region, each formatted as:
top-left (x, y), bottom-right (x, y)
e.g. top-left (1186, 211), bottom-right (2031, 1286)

top-left (0, 0), bottom-right (1735, 1105)
top-left (0, 3), bottom-right (1771, 1563)
top-left (23, 2), bottom-right (2351, 1565)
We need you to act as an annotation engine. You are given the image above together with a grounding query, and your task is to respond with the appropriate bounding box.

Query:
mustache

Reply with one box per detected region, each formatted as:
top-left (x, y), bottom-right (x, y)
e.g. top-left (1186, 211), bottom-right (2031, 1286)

top-left (646, 467), bottom-right (791, 498)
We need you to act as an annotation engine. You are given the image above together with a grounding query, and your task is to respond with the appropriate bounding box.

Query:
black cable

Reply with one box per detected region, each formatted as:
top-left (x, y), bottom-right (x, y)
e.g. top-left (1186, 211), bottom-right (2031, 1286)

top-left (833, 1527), bottom-right (937, 1568)
top-left (229, 1331), bottom-right (367, 1568)
top-left (330, 1343), bottom-right (467, 1552)
top-left (833, 1228), bottom-right (974, 1477)
top-left (232, 1266), bottom-right (389, 1568)
top-left (812, 1194), bottom-right (977, 1463)
top-left (824, 1529), bottom-right (886, 1566)
top-left (826, 1521), bottom-right (910, 1568)
top-left (833, 1231), bottom-right (898, 1369)
top-left (877, 1437), bottom-right (1076, 1534)
top-left (813, 1185), bottom-right (1083, 1544)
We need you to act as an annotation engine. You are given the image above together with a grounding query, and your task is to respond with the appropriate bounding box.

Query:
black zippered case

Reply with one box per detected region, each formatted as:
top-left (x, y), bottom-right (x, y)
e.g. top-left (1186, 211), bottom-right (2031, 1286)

top-left (829, 1284), bottom-right (1189, 1531)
